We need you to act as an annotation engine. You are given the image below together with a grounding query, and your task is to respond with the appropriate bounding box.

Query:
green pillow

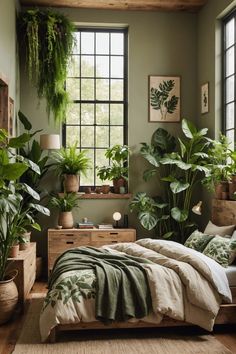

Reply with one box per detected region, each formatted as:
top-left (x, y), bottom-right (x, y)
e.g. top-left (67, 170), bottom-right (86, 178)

top-left (203, 235), bottom-right (236, 268)
top-left (184, 230), bottom-right (215, 252)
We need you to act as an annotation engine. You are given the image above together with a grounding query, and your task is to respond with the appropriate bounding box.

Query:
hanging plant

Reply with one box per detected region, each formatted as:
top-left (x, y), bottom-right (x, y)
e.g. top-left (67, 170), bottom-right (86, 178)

top-left (18, 9), bottom-right (75, 124)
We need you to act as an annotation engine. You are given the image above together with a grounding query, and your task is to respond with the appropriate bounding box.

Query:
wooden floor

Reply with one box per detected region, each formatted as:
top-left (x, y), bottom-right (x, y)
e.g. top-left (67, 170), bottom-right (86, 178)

top-left (0, 281), bottom-right (236, 354)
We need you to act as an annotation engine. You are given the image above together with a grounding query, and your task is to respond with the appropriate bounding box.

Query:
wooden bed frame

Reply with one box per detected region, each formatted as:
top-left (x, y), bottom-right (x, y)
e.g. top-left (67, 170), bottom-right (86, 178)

top-left (47, 199), bottom-right (236, 343)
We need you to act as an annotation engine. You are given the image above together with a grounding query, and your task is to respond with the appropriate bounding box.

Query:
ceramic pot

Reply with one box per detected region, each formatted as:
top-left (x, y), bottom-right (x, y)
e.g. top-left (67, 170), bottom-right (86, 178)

top-left (0, 270), bottom-right (18, 325)
top-left (215, 181), bottom-right (229, 200)
top-left (64, 174), bottom-right (79, 193)
top-left (113, 177), bottom-right (126, 194)
top-left (8, 245), bottom-right (19, 258)
top-left (101, 185), bottom-right (110, 194)
top-left (58, 211), bottom-right (74, 229)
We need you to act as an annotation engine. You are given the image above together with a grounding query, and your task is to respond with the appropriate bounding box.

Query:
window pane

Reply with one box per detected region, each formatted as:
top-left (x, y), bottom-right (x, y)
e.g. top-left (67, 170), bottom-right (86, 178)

top-left (110, 127), bottom-right (123, 145)
top-left (111, 56), bottom-right (124, 78)
top-left (81, 79), bottom-right (94, 100)
top-left (111, 33), bottom-right (124, 54)
top-left (110, 104), bottom-right (123, 125)
top-left (81, 104), bottom-right (94, 125)
top-left (226, 103), bottom-right (234, 130)
top-left (226, 129), bottom-right (235, 150)
top-left (81, 56), bottom-right (94, 77)
top-left (68, 56), bottom-right (80, 77)
top-left (81, 32), bottom-right (94, 54)
top-left (111, 79), bottom-right (123, 100)
top-left (66, 78), bottom-right (80, 100)
top-left (81, 126), bottom-right (94, 147)
top-left (73, 32), bottom-right (80, 54)
top-left (96, 33), bottom-right (109, 54)
top-left (226, 76), bottom-right (234, 103)
top-left (96, 56), bottom-right (109, 78)
top-left (95, 149), bottom-right (112, 185)
top-left (67, 103), bottom-right (80, 124)
top-left (80, 149), bottom-right (94, 186)
top-left (96, 79), bottom-right (109, 100)
top-left (96, 104), bottom-right (109, 125)
top-left (226, 18), bottom-right (235, 49)
top-left (96, 126), bottom-right (109, 148)
top-left (66, 126), bottom-right (80, 146)
top-left (226, 47), bottom-right (234, 77)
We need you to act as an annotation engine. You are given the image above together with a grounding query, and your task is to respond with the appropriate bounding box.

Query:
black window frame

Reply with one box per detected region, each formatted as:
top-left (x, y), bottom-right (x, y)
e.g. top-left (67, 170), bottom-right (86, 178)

top-left (62, 27), bottom-right (128, 190)
top-left (222, 9), bottom-right (236, 144)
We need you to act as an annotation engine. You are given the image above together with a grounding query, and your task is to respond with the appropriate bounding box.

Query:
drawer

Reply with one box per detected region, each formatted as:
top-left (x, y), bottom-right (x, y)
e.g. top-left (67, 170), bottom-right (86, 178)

top-left (49, 231), bottom-right (90, 240)
top-left (48, 253), bottom-right (61, 269)
top-left (91, 231), bottom-right (135, 242)
top-left (49, 235), bottom-right (90, 253)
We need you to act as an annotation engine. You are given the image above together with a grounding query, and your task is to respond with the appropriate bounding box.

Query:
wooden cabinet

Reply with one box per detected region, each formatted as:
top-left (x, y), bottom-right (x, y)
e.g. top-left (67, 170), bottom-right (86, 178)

top-left (212, 199), bottom-right (236, 226)
top-left (7, 243), bottom-right (36, 306)
top-left (48, 228), bottom-right (136, 275)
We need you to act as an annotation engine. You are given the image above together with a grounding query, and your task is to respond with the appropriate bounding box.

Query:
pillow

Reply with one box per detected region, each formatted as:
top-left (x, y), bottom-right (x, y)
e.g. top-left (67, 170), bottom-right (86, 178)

top-left (203, 235), bottom-right (236, 267)
top-left (184, 230), bottom-right (215, 252)
top-left (204, 221), bottom-right (235, 237)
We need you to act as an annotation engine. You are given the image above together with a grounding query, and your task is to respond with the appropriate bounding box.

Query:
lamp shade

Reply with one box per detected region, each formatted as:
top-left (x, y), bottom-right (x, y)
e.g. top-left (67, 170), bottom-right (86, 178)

top-left (192, 201), bottom-right (202, 215)
top-left (40, 134), bottom-right (60, 150)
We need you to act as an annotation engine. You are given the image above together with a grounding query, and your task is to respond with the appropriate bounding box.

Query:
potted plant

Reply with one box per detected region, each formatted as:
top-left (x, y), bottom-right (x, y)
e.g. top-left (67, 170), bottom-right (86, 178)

top-left (96, 166), bottom-right (111, 194)
top-left (0, 129), bottom-right (50, 324)
top-left (97, 145), bottom-right (129, 194)
top-left (49, 192), bottom-right (79, 228)
top-left (51, 144), bottom-right (91, 192)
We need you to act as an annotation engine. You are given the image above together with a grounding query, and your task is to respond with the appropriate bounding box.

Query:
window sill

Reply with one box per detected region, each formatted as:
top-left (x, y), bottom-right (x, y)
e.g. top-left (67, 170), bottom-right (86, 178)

top-left (77, 193), bottom-right (132, 199)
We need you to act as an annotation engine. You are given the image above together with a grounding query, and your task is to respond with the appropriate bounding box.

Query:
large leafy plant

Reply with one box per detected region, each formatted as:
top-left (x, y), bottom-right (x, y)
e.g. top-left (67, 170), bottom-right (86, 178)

top-left (0, 129), bottom-right (50, 280)
top-left (49, 192), bottom-right (79, 212)
top-left (130, 119), bottom-right (211, 243)
top-left (18, 9), bottom-right (75, 123)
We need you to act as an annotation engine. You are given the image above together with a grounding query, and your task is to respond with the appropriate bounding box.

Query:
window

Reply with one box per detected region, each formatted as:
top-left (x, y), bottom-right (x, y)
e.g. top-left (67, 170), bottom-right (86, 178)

top-left (223, 11), bottom-right (236, 147)
top-left (63, 28), bottom-right (128, 188)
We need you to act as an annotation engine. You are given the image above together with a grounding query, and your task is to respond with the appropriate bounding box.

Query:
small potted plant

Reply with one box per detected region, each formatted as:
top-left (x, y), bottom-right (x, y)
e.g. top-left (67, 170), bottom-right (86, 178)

top-left (96, 166), bottom-right (111, 194)
top-left (49, 193), bottom-right (79, 228)
top-left (51, 144), bottom-right (91, 192)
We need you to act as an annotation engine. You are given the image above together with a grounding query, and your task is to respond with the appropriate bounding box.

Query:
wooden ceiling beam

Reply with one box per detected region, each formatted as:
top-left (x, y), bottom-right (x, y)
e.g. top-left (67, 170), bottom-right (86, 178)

top-left (20, 0), bottom-right (208, 13)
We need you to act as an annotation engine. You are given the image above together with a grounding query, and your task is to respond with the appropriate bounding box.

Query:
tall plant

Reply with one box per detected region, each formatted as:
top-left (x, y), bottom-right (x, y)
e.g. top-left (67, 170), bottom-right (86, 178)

top-left (130, 119), bottom-right (211, 243)
top-left (18, 9), bottom-right (75, 123)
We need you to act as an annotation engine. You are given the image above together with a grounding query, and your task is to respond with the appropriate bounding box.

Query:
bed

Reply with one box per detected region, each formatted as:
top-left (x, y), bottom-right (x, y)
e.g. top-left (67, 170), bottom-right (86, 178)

top-left (40, 238), bottom-right (236, 343)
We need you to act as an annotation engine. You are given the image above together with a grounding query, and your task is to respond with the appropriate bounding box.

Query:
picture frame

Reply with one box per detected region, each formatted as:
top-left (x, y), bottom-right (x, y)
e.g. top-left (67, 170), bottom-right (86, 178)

top-left (149, 75), bottom-right (181, 123)
top-left (201, 82), bottom-right (209, 114)
top-left (0, 74), bottom-right (9, 131)
top-left (8, 97), bottom-right (14, 137)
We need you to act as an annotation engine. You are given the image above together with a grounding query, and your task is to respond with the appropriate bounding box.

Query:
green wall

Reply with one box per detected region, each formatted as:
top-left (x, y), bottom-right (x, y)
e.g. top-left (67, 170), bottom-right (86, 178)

top-left (197, 0), bottom-right (235, 228)
top-left (0, 0), bottom-right (20, 131)
top-left (20, 8), bottom-right (198, 255)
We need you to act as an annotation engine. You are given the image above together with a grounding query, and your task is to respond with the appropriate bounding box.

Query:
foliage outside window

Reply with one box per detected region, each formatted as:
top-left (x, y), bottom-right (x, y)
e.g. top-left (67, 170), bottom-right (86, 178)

top-left (223, 10), bottom-right (236, 148)
top-left (63, 28), bottom-right (128, 188)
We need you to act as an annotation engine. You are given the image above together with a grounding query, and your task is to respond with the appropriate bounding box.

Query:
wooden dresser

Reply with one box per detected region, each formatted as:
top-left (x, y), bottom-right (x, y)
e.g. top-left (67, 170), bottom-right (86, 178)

top-left (7, 243), bottom-right (36, 305)
top-left (48, 228), bottom-right (136, 275)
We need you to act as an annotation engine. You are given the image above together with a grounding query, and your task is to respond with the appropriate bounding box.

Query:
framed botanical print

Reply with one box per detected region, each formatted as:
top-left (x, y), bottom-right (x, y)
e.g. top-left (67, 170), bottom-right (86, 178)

top-left (149, 75), bottom-right (181, 122)
top-left (201, 82), bottom-right (209, 114)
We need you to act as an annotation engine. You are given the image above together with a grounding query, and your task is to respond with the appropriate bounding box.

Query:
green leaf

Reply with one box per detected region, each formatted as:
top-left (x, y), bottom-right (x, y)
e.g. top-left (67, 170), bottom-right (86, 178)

top-left (162, 231), bottom-right (174, 239)
top-left (140, 143), bottom-right (160, 167)
top-left (170, 181), bottom-right (190, 194)
top-left (151, 128), bottom-right (176, 153)
top-left (31, 222), bottom-right (41, 231)
top-left (143, 168), bottom-right (157, 181)
top-left (0, 163), bottom-right (28, 181)
top-left (171, 207), bottom-right (188, 222)
top-left (178, 138), bottom-right (186, 158)
top-left (18, 111), bottom-right (32, 131)
top-left (176, 161), bottom-right (192, 170)
top-left (29, 203), bottom-right (50, 216)
top-left (182, 119), bottom-right (197, 139)
top-left (161, 175), bottom-right (176, 183)
top-left (192, 165), bottom-right (210, 176)
top-left (17, 183), bottom-right (40, 200)
top-left (138, 211), bottom-right (158, 230)
top-left (8, 133), bottom-right (31, 148)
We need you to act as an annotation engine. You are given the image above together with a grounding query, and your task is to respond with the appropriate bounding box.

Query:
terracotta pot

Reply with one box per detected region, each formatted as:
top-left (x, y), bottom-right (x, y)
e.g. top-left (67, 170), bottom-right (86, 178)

top-left (215, 181), bottom-right (229, 200)
top-left (229, 181), bottom-right (236, 200)
top-left (19, 242), bottom-right (30, 251)
top-left (58, 211), bottom-right (74, 229)
top-left (231, 175), bottom-right (236, 184)
top-left (64, 174), bottom-right (79, 192)
top-left (101, 185), bottom-right (110, 194)
top-left (8, 245), bottom-right (19, 258)
top-left (0, 270), bottom-right (18, 325)
top-left (113, 177), bottom-right (126, 194)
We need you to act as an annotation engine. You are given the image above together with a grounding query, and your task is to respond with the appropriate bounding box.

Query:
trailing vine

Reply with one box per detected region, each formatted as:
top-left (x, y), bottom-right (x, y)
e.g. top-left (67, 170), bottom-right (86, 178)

top-left (18, 9), bottom-right (75, 124)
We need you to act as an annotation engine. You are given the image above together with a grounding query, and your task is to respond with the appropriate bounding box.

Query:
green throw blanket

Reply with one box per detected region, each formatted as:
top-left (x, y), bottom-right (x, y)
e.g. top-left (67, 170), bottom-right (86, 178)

top-left (48, 246), bottom-right (153, 323)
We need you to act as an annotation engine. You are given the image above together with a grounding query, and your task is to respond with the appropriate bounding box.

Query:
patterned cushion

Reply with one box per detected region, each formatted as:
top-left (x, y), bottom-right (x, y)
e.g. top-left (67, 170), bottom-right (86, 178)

top-left (203, 235), bottom-right (236, 268)
top-left (184, 230), bottom-right (215, 252)
top-left (204, 221), bottom-right (235, 237)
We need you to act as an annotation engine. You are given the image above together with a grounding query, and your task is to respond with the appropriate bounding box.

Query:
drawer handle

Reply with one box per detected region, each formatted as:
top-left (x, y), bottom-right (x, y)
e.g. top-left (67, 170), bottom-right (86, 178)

top-left (66, 241), bottom-right (74, 244)
top-left (110, 233), bottom-right (118, 235)
top-left (65, 234), bottom-right (74, 237)
top-left (98, 235), bottom-right (105, 238)
top-left (111, 241), bottom-right (118, 243)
